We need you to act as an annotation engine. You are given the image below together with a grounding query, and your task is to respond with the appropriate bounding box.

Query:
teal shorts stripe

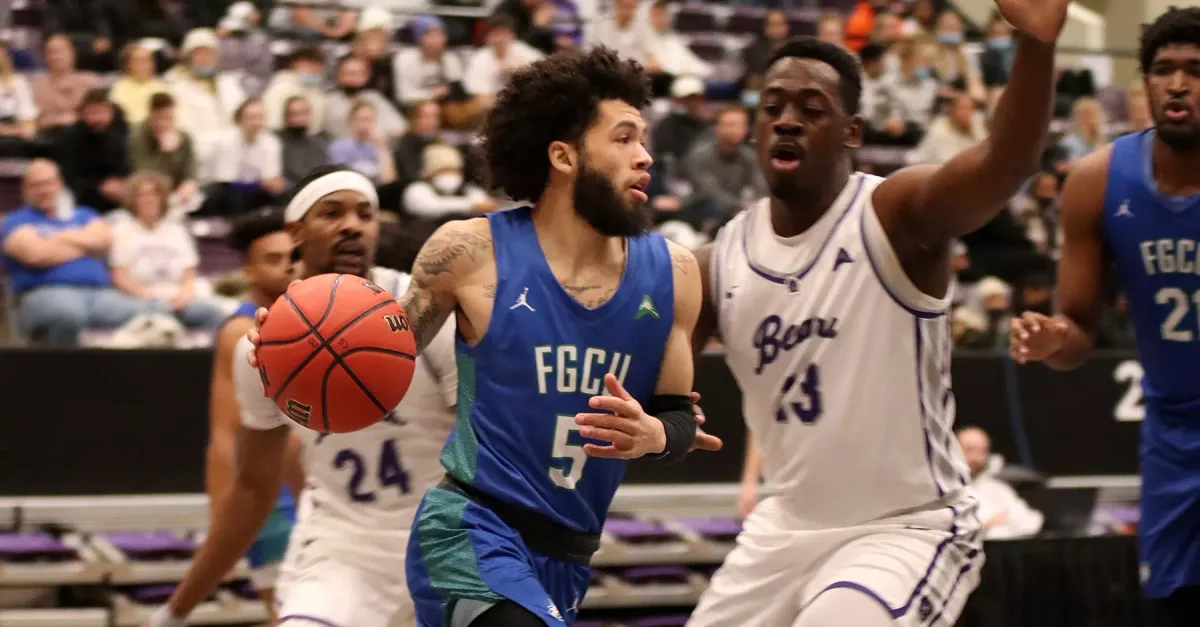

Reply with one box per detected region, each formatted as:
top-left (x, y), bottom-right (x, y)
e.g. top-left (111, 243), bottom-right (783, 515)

top-left (414, 487), bottom-right (504, 606)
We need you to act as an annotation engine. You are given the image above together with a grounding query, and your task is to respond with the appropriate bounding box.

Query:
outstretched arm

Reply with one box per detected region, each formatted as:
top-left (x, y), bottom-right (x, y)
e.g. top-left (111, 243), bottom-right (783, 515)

top-left (399, 218), bottom-right (492, 352)
top-left (875, 0), bottom-right (1069, 250)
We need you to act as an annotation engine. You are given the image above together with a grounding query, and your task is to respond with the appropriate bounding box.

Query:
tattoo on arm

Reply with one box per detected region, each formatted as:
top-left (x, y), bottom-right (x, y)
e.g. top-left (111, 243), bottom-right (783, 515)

top-left (483, 283), bottom-right (496, 299)
top-left (402, 226), bottom-right (492, 352)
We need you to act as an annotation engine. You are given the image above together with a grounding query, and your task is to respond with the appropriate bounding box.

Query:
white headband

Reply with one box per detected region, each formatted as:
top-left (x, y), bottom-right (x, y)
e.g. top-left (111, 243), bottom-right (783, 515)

top-left (284, 170), bottom-right (380, 223)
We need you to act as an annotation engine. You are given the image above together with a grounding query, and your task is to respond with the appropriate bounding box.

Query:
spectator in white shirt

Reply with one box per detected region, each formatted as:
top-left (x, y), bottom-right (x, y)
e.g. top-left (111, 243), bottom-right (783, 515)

top-left (262, 45), bottom-right (327, 134)
top-left (402, 143), bottom-right (495, 220)
top-left (891, 38), bottom-right (939, 128)
top-left (958, 426), bottom-right (1044, 540)
top-left (0, 43), bottom-right (41, 158)
top-left (165, 28), bottom-right (248, 183)
top-left (204, 98), bottom-right (285, 216)
top-left (586, 0), bottom-right (655, 67)
top-left (324, 56), bottom-right (408, 141)
top-left (910, 91), bottom-right (988, 166)
top-left (110, 171), bottom-right (225, 329)
top-left (395, 16), bottom-right (480, 129)
top-left (464, 15), bottom-right (543, 112)
top-left (646, 1), bottom-right (712, 80)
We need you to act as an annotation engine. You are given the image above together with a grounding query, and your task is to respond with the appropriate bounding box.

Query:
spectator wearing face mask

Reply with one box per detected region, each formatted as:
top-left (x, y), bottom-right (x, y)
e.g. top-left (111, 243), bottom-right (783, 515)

top-left (165, 28), bottom-right (248, 183)
top-left (329, 100), bottom-right (401, 211)
top-left (979, 12), bottom-right (1014, 89)
top-left (395, 16), bottom-right (478, 129)
top-left (930, 11), bottom-right (985, 102)
top-left (110, 171), bottom-right (225, 329)
top-left (215, 1), bottom-right (273, 97)
top-left (263, 46), bottom-right (327, 134)
top-left (464, 15), bottom-right (543, 113)
top-left (109, 43), bottom-right (169, 126)
top-left (277, 96), bottom-right (331, 187)
top-left (203, 98), bottom-right (284, 217)
top-left (891, 39), bottom-right (939, 127)
top-left (324, 56), bottom-right (407, 141)
top-left (58, 89), bottom-right (131, 213)
top-left (402, 143), bottom-right (496, 220)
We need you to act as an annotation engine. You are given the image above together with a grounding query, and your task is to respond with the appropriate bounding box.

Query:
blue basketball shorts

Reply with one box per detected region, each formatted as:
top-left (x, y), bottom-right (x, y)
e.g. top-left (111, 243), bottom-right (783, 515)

top-left (246, 498), bottom-right (297, 591)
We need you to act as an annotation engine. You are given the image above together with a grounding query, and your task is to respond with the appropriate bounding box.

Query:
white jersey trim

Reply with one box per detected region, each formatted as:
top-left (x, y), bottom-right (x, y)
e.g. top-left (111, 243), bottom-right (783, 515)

top-left (859, 192), bottom-right (952, 318)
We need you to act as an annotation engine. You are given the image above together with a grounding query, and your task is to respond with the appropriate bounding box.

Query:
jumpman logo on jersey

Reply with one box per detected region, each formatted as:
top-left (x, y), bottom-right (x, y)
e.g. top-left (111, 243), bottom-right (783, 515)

top-left (510, 287), bottom-right (535, 311)
top-left (1115, 199), bottom-right (1134, 218)
top-left (635, 294), bottom-right (659, 320)
top-left (833, 247), bottom-right (854, 271)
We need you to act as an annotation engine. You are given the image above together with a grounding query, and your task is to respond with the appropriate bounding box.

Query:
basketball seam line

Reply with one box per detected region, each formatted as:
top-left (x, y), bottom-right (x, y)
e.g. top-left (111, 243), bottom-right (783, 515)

top-left (278, 293), bottom-right (398, 432)
top-left (259, 274), bottom-right (349, 346)
top-left (269, 279), bottom-right (401, 430)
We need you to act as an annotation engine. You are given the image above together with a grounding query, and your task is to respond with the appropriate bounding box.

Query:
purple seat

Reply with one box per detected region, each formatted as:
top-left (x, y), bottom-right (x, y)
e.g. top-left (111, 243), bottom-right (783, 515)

top-left (688, 41), bottom-right (727, 64)
top-left (0, 532), bottom-right (77, 563)
top-left (604, 519), bottom-right (678, 543)
top-left (105, 531), bottom-right (196, 561)
top-left (727, 8), bottom-right (766, 35)
top-left (128, 584), bottom-right (177, 604)
top-left (619, 565), bottom-right (691, 584)
top-left (632, 616), bottom-right (690, 627)
top-left (675, 517), bottom-right (741, 541)
top-left (574, 622), bottom-right (605, 627)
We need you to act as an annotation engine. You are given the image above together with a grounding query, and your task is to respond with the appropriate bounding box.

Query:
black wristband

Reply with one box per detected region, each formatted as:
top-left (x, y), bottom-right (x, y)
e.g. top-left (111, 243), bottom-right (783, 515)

top-left (646, 394), bottom-right (696, 465)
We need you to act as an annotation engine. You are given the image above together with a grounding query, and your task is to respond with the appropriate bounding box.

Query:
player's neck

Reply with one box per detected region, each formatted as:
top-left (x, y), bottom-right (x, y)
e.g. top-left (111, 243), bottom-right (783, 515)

top-left (1151, 138), bottom-right (1200, 196)
top-left (768, 166), bottom-right (852, 238)
top-left (248, 286), bottom-right (279, 309)
top-left (532, 190), bottom-right (624, 270)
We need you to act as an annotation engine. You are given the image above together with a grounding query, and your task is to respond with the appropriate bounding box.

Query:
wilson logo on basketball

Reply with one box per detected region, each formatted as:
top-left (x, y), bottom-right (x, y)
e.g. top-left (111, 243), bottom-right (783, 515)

top-left (385, 314), bottom-right (410, 333)
top-left (285, 399), bottom-right (313, 426)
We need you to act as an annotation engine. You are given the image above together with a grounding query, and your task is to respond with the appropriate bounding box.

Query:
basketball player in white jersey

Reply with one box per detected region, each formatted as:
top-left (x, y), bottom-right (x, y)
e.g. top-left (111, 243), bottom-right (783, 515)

top-left (146, 166), bottom-right (457, 627)
top-left (686, 2), bottom-right (1070, 624)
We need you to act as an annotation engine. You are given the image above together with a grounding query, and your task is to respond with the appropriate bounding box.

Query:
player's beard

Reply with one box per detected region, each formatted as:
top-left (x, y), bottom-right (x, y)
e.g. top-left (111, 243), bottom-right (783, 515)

top-left (572, 161), bottom-right (650, 237)
top-left (1157, 123), bottom-right (1200, 152)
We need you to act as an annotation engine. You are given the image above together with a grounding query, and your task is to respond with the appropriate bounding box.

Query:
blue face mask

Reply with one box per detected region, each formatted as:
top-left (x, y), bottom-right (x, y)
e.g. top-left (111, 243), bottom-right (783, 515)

top-left (938, 32), bottom-right (963, 45)
top-left (913, 66), bottom-right (933, 80)
top-left (192, 66), bottom-right (216, 79)
top-left (298, 72), bottom-right (322, 88)
top-left (987, 36), bottom-right (1012, 50)
top-left (742, 90), bottom-right (760, 108)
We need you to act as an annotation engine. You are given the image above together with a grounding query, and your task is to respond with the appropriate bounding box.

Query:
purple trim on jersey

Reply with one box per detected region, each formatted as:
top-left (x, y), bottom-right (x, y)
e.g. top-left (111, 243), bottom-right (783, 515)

top-left (814, 505), bottom-right (963, 620)
top-left (925, 549), bottom-right (979, 625)
top-left (914, 319), bottom-right (945, 498)
top-left (742, 174), bottom-right (866, 284)
top-left (279, 615), bottom-right (341, 627)
top-left (859, 201), bottom-right (945, 320)
top-left (710, 229), bottom-right (723, 335)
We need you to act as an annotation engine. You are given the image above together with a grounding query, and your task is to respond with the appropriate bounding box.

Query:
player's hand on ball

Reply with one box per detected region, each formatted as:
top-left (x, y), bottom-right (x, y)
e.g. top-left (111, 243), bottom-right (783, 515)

top-left (994, 0), bottom-right (1070, 44)
top-left (1009, 311), bottom-right (1068, 364)
top-left (689, 391), bottom-right (723, 453)
top-left (576, 374), bottom-right (667, 459)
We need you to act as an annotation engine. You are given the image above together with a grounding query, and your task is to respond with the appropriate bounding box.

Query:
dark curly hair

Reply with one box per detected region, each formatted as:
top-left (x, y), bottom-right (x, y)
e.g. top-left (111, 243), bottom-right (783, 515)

top-left (480, 46), bottom-right (651, 203)
top-left (766, 37), bottom-right (863, 116)
top-left (1140, 6), bottom-right (1200, 75)
top-left (230, 207), bottom-right (286, 254)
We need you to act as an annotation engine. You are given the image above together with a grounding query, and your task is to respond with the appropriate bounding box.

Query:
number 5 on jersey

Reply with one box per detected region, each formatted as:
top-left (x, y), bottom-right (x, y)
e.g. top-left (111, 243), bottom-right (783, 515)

top-left (549, 414), bottom-right (588, 490)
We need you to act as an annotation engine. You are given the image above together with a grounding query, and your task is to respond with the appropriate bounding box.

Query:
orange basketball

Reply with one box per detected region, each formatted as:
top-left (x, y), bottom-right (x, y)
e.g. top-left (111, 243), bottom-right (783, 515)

top-left (256, 273), bottom-right (417, 433)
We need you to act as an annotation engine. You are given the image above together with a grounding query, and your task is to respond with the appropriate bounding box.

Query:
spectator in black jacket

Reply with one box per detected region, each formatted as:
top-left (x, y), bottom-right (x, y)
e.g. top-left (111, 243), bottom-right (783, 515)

top-left (42, 0), bottom-right (117, 72)
top-left (57, 89), bottom-right (131, 213)
top-left (278, 95), bottom-right (331, 187)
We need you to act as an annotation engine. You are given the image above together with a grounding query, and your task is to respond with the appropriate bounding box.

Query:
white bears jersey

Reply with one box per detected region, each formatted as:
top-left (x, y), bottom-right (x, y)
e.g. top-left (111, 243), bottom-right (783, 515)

top-left (711, 173), bottom-right (971, 527)
top-left (235, 267), bottom-right (457, 551)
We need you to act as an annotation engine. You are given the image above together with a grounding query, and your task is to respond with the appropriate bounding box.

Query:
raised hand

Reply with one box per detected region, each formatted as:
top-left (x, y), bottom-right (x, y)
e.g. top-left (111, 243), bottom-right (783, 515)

top-left (576, 374), bottom-right (667, 459)
top-left (994, 0), bottom-right (1071, 44)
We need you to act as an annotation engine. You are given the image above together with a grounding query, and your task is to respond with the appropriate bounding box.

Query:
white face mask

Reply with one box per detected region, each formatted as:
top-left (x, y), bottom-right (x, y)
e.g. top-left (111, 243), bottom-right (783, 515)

top-left (431, 172), bottom-right (463, 193)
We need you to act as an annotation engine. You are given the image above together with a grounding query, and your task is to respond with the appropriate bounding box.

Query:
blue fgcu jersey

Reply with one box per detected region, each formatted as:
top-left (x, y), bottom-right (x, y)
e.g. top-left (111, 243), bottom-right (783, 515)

top-left (439, 207), bottom-right (675, 533)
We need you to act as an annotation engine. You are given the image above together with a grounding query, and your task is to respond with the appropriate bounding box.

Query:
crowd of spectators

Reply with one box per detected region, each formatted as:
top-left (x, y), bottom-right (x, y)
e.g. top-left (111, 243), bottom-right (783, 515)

top-left (0, 0), bottom-right (1144, 347)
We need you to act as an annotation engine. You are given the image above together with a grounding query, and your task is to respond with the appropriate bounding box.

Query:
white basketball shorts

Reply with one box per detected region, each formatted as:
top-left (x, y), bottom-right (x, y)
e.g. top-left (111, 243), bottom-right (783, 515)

top-left (275, 533), bottom-right (414, 627)
top-left (688, 493), bottom-right (984, 627)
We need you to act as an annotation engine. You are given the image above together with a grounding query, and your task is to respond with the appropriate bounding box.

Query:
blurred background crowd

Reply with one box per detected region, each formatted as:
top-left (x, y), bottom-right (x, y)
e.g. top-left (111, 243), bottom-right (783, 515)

top-left (0, 0), bottom-right (1139, 350)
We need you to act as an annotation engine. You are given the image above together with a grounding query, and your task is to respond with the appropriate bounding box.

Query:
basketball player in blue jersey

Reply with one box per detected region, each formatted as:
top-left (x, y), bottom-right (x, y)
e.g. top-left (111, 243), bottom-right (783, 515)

top-left (1010, 8), bottom-right (1200, 625)
top-left (338, 47), bottom-right (709, 627)
top-left (683, 0), bottom-right (1070, 624)
top-left (207, 208), bottom-right (301, 626)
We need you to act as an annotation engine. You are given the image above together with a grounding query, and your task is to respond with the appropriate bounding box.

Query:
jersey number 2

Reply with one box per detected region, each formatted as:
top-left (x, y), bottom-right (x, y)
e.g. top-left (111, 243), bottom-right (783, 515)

top-left (549, 414), bottom-right (587, 490)
top-left (335, 439), bottom-right (411, 503)
top-left (1157, 287), bottom-right (1200, 342)
top-left (776, 364), bottom-right (823, 424)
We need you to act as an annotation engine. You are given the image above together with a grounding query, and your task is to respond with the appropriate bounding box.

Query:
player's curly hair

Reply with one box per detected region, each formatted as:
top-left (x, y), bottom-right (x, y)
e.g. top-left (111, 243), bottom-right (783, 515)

top-left (766, 37), bottom-right (863, 116)
top-left (480, 46), bottom-right (651, 203)
top-left (230, 206), bottom-right (286, 253)
top-left (1140, 7), bottom-right (1200, 75)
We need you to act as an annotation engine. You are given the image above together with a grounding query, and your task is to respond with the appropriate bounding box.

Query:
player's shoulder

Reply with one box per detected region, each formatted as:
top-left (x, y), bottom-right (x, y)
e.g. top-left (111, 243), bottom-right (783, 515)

top-left (1060, 143), bottom-right (1115, 220)
top-left (664, 238), bottom-right (699, 278)
top-left (413, 217), bottom-right (496, 287)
